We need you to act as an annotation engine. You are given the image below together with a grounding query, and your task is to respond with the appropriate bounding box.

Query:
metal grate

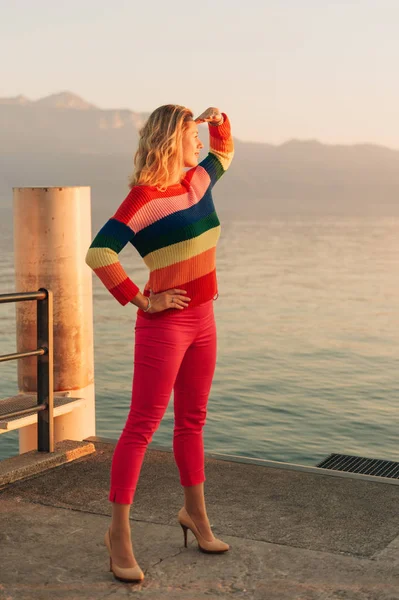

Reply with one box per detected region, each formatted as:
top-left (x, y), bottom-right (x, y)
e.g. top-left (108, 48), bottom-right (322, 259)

top-left (0, 394), bottom-right (82, 429)
top-left (316, 453), bottom-right (399, 480)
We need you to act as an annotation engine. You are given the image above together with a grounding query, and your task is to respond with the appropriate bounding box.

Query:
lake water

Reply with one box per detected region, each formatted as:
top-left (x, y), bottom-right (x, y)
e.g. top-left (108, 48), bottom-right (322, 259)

top-left (1, 205), bottom-right (398, 466)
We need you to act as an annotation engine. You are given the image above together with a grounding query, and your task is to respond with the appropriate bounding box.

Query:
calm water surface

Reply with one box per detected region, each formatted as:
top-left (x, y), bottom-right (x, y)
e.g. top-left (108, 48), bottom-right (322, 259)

top-left (1, 206), bottom-right (398, 465)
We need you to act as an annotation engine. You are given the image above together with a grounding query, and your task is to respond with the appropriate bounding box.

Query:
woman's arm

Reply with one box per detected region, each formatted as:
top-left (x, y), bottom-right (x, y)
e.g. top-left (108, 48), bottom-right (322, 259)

top-left (195, 108), bottom-right (234, 188)
top-left (85, 189), bottom-right (148, 309)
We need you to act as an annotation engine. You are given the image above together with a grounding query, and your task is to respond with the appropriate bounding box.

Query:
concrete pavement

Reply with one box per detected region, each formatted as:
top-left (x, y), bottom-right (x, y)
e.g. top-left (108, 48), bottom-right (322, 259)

top-left (1, 439), bottom-right (398, 599)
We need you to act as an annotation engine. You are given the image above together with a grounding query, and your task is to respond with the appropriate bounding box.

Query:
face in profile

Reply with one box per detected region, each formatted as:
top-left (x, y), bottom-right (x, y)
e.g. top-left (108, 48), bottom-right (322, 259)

top-left (182, 121), bottom-right (204, 168)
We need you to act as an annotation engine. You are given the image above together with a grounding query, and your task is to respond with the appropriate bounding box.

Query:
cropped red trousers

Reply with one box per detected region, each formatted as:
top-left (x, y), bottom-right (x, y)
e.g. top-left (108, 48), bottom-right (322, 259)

top-left (109, 299), bottom-right (217, 504)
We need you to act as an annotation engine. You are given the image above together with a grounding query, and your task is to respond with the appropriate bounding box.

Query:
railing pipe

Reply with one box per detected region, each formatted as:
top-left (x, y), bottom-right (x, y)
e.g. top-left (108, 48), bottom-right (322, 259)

top-left (0, 349), bottom-right (45, 363)
top-left (2, 404), bottom-right (47, 420)
top-left (0, 291), bottom-right (47, 304)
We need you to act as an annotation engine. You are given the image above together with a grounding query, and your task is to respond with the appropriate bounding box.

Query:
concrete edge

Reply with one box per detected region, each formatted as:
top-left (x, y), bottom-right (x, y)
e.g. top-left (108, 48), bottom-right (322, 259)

top-left (85, 436), bottom-right (399, 487)
top-left (0, 439), bottom-right (96, 489)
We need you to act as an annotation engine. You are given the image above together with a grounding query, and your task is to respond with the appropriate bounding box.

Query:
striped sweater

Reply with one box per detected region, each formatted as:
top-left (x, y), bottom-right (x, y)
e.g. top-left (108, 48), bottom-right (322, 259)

top-left (85, 113), bottom-right (234, 317)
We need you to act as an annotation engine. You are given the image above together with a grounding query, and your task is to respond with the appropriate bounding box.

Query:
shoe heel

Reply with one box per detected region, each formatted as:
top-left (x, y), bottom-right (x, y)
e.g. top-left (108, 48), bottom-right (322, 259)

top-left (109, 557), bottom-right (113, 572)
top-left (180, 523), bottom-right (188, 547)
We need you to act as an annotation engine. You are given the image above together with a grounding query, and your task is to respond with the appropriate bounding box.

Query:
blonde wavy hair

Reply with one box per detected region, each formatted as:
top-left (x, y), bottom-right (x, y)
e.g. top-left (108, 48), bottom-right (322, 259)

top-left (129, 104), bottom-right (194, 191)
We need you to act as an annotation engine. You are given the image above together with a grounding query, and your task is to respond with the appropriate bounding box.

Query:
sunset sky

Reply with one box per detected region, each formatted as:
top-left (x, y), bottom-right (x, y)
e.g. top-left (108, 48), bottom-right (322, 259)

top-left (2, 0), bottom-right (398, 147)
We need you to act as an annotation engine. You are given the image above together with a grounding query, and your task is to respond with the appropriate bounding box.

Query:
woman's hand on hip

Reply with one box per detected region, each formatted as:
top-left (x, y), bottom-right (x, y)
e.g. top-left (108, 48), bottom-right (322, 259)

top-left (148, 288), bottom-right (191, 313)
top-left (195, 107), bottom-right (223, 125)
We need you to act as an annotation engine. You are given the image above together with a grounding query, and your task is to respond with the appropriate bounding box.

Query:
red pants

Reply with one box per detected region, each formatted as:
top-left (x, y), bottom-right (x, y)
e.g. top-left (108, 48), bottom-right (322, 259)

top-left (109, 300), bottom-right (217, 504)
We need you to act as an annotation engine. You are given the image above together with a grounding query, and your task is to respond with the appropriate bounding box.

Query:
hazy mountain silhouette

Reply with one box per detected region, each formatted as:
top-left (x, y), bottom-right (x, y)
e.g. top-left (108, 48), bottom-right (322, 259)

top-left (1, 92), bottom-right (398, 217)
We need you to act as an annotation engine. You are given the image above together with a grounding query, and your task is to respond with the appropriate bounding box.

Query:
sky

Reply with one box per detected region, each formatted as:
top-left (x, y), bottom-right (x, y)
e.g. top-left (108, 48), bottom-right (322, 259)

top-left (2, 0), bottom-right (399, 148)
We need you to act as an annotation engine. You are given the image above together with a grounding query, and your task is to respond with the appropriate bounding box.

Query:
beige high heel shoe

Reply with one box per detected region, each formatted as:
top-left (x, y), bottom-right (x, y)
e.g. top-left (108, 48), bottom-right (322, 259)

top-left (178, 507), bottom-right (230, 554)
top-left (104, 528), bottom-right (145, 583)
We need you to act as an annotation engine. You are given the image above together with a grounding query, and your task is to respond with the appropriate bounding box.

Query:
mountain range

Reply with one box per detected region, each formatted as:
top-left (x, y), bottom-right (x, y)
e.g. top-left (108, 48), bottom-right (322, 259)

top-left (1, 91), bottom-right (398, 218)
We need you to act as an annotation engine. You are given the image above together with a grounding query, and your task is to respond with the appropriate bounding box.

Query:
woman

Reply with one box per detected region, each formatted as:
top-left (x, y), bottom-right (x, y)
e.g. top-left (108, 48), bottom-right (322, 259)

top-left (86, 104), bottom-right (234, 583)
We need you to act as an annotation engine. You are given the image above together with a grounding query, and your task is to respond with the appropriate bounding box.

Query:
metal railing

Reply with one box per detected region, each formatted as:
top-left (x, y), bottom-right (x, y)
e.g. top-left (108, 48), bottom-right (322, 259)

top-left (0, 289), bottom-right (54, 452)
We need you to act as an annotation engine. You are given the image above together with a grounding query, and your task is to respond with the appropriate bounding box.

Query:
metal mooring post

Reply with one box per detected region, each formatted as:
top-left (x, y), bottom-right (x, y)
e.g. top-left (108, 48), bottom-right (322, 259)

top-left (13, 186), bottom-right (95, 453)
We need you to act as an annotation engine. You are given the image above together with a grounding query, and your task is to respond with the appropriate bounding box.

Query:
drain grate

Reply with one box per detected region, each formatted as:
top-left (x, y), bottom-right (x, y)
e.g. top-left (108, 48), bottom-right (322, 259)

top-left (316, 453), bottom-right (399, 480)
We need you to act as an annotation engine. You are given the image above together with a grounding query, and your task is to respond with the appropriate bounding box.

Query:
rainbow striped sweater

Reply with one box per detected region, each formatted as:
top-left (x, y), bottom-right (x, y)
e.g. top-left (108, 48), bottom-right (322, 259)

top-left (85, 113), bottom-right (234, 317)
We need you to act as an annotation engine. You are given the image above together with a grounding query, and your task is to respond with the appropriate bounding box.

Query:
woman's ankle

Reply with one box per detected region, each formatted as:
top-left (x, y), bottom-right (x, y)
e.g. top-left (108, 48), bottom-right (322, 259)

top-left (110, 524), bottom-right (131, 537)
top-left (185, 506), bottom-right (208, 520)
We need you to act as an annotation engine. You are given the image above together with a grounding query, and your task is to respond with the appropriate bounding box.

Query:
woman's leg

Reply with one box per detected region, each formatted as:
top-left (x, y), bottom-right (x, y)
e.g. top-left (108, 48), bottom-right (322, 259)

top-left (183, 482), bottom-right (213, 540)
top-left (109, 316), bottom-right (192, 566)
top-left (109, 503), bottom-right (137, 568)
top-left (173, 305), bottom-right (217, 540)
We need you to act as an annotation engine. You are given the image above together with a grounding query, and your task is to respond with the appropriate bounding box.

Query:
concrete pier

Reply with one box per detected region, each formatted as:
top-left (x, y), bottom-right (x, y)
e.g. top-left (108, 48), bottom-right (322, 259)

top-left (1, 439), bottom-right (398, 599)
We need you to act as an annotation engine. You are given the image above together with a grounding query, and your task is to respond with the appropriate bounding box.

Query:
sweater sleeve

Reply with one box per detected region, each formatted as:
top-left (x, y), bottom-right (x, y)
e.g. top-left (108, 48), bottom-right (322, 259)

top-left (198, 113), bottom-right (234, 188)
top-left (85, 189), bottom-right (141, 306)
